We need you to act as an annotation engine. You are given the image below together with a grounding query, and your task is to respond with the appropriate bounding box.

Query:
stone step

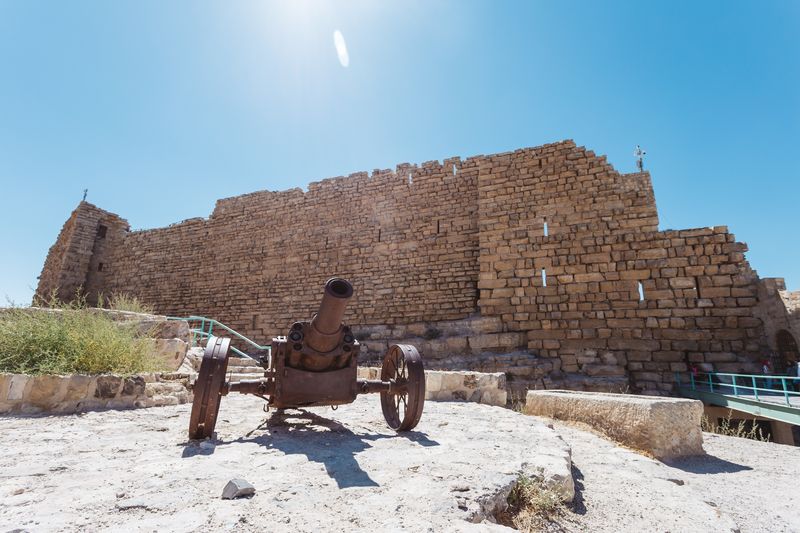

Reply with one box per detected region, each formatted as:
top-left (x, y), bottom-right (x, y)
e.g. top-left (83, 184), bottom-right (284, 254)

top-left (145, 381), bottom-right (189, 396)
top-left (229, 365), bottom-right (263, 373)
top-left (187, 372), bottom-right (263, 385)
top-left (226, 372), bottom-right (264, 382)
top-left (227, 356), bottom-right (264, 368)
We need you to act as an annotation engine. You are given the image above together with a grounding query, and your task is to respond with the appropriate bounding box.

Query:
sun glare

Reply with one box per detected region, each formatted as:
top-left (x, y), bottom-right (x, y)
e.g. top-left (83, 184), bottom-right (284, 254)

top-left (333, 30), bottom-right (349, 68)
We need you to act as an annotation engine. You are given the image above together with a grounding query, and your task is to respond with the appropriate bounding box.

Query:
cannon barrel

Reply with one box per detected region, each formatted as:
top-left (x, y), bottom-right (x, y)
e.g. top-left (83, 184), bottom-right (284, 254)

top-left (305, 278), bottom-right (353, 353)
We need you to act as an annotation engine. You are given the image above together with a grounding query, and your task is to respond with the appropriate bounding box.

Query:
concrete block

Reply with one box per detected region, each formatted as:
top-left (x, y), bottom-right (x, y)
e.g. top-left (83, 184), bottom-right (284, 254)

top-left (524, 390), bottom-right (704, 459)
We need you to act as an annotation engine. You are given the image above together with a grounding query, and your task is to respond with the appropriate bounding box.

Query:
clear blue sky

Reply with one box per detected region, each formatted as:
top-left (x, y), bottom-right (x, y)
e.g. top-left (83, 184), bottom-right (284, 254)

top-left (1, 1), bottom-right (798, 304)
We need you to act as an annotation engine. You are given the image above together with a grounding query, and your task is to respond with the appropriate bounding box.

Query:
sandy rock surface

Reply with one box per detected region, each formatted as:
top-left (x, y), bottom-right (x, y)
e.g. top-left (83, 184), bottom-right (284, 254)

top-left (0, 396), bottom-right (572, 532)
top-left (546, 420), bottom-right (800, 533)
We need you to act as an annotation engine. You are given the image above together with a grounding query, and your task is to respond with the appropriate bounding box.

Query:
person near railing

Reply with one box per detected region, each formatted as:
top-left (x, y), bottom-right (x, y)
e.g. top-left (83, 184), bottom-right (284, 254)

top-left (791, 360), bottom-right (800, 392)
top-left (761, 359), bottom-right (774, 390)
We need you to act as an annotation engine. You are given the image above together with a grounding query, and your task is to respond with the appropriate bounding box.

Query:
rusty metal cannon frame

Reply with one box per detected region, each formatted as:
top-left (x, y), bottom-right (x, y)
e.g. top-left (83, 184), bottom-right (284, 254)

top-left (188, 278), bottom-right (425, 439)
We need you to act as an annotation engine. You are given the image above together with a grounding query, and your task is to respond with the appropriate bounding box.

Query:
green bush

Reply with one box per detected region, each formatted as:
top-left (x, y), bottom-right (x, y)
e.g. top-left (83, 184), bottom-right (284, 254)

top-left (0, 295), bottom-right (164, 375)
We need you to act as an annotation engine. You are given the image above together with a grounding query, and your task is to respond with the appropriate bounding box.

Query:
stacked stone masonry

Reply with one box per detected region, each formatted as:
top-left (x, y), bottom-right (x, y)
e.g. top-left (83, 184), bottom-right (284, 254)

top-left (36, 140), bottom-right (798, 396)
top-left (0, 372), bottom-right (192, 414)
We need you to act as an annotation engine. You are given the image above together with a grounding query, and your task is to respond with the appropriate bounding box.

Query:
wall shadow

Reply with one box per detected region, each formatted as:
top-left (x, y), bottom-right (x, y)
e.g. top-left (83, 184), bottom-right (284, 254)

top-left (664, 453), bottom-right (753, 474)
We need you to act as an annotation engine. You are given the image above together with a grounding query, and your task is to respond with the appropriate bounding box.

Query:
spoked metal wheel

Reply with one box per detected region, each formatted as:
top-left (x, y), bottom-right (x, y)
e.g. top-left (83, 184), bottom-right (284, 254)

top-left (380, 344), bottom-right (425, 431)
top-left (188, 335), bottom-right (231, 440)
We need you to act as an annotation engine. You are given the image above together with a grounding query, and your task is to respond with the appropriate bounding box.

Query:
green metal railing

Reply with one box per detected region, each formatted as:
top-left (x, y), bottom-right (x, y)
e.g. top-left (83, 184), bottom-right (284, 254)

top-left (167, 315), bottom-right (270, 361)
top-left (676, 370), bottom-right (800, 426)
top-left (676, 371), bottom-right (800, 407)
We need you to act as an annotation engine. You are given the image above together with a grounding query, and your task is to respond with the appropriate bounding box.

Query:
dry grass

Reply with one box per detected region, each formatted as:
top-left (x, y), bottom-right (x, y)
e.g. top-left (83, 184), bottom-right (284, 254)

top-left (702, 413), bottom-right (770, 442)
top-left (104, 293), bottom-right (153, 314)
top-left (497, 475), bottom-right (565, 532)
top-left (0, 293), bottom-right (164, 375)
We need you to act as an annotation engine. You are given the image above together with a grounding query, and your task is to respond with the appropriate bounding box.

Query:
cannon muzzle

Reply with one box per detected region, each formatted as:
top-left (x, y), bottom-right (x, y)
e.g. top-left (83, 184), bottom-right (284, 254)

top-left (305, 278), bottom-right (353, 353)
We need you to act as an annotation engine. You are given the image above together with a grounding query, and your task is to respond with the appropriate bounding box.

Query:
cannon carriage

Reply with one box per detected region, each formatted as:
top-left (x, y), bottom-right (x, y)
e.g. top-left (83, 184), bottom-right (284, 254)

top-left (188, 278), bottom-right (425, 439)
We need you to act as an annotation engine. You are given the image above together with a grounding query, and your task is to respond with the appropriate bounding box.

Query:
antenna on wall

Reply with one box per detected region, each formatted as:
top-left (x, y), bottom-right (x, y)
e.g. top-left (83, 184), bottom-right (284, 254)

top-left (82, 189), bottom-right (88, 202)
top-left (634, 145), bottom-right (647, 172)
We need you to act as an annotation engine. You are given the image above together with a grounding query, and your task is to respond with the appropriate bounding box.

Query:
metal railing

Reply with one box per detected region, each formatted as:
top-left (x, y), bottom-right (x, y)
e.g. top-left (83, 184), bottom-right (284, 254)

top-left (676, 371), bottom-right (800, 407)
top-left (167, 315), bottom-right (270, 361)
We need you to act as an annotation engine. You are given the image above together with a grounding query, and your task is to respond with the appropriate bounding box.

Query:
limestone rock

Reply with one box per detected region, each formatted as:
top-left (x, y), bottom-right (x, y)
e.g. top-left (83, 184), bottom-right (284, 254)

top-left (121, 376), bottom-right (146, 397)
top-left (94, 376), bottom-right (122, 399)
top-left (28, 376), bottom-right (67, 408)
top-left (0, 394), bottom-right (574, 531)
top-left (7, 375), bottom-right (29, 401)
top-left (524, 390), bottom-right (704, 459)
top-left (221, 478), bottom-right (255, 500)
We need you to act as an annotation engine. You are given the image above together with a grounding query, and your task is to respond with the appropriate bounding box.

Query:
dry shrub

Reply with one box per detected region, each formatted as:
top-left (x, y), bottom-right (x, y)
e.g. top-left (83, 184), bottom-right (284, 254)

top-left (498, 475), bottom-right (564, 532)
top-left (105, 293), bottom-right (153, 314)
top-left (701, 413), bottom-right (770, 442)
top-left (0, 293), bottom-right (163, 375)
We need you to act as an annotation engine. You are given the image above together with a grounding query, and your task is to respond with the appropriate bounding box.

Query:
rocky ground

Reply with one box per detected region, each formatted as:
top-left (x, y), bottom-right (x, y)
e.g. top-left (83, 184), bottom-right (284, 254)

top-left (1, 395), bottom-right (798, 533)
top-left (545, 421), bottom-right (800, 532)
top-left (0, 395), bottom-right (572, 532)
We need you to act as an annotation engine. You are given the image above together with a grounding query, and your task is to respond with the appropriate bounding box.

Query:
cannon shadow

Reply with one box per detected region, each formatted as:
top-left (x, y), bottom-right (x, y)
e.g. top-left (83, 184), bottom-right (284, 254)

top-left (188, 409), bottom-right (438, 489)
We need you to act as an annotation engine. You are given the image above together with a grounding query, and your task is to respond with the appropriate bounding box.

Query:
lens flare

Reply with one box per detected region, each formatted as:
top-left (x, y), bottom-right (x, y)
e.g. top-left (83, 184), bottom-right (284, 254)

top-left (333, 30), bottom-right (349, 67)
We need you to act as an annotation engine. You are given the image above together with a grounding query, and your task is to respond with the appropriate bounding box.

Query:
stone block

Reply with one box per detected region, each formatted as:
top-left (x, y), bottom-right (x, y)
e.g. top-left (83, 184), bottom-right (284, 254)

top-left (150, 319), bottom-right (191, 343)
top-left (479, 389), bottom-right (508, 407)
top-left (425, 372), bottom-right (443, 392)
top-left (477, 372), bottom-right (505, 390)
top-left (28, 375), bottom-right (68, 408)
top-left (439, 372), bottom-right (464, 392)
top-left (444, 336), bottom-right (468, 351)
top-left (122, 376), bottom-right (146, 397)
top-left (524, 390), bottom-right (704, 459)
top-left (148, 338), bottom-right (189, 371)
top-left (151, 394), bottom-right (180, 407)
top-left (94, 375), bottom-right (122, 399)
top-left (462, 374), bottom-right (478, 389)
top-left (669, 277), bottom-right (696, 289)
top-left (638, 248), bottom-right (668, 260)
top-left (221, 478), bottom-right (256, 500)
top-left (7, 375), bottom-right (30, 401)
top-left (0, 374), bottom-right (10, 401)
top-left (62, 375), bottom-right (94, 403)
top-left (582, 364), bottom-right (625, 377)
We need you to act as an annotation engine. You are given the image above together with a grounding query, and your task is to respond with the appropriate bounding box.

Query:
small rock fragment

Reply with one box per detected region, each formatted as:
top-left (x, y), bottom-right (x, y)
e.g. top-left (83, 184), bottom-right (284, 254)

top-left (221, 478), bottom-right (256, 500)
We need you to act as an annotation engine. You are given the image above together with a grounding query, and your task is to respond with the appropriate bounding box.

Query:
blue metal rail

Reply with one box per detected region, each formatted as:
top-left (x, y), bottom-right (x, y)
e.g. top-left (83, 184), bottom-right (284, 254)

top-left (167, 315), bottom-right (270, 362)
top-left (676, 371), bottom-right (800, 426)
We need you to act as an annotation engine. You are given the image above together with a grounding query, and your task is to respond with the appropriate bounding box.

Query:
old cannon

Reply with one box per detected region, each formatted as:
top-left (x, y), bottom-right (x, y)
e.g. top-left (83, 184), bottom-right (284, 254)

top-left (188, 278), bottom-right (425, 439)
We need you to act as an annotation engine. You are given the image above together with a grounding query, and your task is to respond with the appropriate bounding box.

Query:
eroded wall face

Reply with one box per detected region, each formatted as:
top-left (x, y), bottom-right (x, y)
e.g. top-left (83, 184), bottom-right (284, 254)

top-left (475, 143), bottom-right (764, 394)
top-left (37, 140), bottom-right (771, 395)
top-left (104, 156), bottom-right (481, 340)
top-left (35, 202), bottom-right (128, 305)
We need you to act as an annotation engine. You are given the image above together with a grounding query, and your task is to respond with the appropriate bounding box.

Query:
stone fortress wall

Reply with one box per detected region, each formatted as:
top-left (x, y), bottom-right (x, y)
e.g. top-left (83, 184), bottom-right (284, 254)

top-left (36, 140), bottom-right (800, 397)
